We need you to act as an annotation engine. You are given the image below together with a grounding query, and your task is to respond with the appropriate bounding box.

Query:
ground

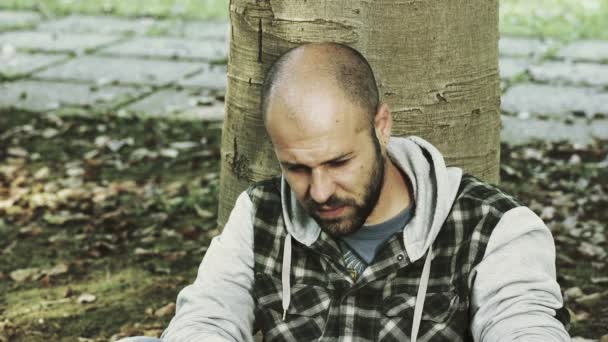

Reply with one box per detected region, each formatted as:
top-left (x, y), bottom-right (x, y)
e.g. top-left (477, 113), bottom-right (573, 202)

top-left (0, 1), bottom-right (607, 341)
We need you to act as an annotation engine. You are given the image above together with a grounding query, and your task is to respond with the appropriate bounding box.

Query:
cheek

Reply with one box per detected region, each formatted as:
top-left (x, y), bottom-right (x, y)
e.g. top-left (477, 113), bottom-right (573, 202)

top-left (332, 164), bottom-right (366, 193)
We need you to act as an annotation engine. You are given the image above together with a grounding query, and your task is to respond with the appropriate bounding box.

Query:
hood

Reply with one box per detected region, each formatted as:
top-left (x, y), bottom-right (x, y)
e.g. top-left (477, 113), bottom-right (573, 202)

top-left (279, 135), bottom-right (463, 262)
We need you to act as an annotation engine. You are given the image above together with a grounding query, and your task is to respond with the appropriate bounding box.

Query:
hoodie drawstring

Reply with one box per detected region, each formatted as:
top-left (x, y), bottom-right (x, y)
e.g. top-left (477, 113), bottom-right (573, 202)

top-left (411, 246), bottom-right (434, 342)
top-left (281, 233), bottom-right (292, 320)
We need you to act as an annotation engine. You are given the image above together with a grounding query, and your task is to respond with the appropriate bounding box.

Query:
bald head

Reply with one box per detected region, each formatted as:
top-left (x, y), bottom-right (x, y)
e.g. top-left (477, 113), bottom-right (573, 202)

top-left (261, 43), bottom-right (379, 128)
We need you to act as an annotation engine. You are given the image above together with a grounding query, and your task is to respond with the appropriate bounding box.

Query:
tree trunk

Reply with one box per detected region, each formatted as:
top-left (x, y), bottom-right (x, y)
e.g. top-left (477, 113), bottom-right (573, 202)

top-left (219, 0), bottom-right (500, 227)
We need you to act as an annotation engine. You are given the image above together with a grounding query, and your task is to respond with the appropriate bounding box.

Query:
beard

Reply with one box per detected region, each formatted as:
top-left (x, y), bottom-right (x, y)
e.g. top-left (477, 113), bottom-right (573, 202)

top-left (303, 134), bottom-right (385, 237)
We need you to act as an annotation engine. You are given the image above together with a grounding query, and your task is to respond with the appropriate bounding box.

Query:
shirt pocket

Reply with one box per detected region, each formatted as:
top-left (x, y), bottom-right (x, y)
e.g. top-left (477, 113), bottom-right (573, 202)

top-left (379, 291), bottom-right (461, 341)
top-left (255, 273), bottom-right (331, 341)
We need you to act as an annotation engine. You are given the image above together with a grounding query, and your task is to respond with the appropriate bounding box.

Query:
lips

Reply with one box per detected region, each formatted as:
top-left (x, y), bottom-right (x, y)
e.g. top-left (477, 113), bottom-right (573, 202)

top-left (317, 205), bottom-right (346, 218)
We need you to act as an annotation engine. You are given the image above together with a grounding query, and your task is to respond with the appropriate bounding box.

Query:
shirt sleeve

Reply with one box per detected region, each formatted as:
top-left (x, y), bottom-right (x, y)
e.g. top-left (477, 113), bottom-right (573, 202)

top-left (161, 191), bottom-right (256, 342)
top-left (469, 206), bottom-right (570, 341)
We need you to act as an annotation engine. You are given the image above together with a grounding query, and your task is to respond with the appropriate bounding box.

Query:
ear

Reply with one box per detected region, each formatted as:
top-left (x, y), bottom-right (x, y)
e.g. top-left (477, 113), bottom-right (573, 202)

top-left (373, 103), bottom-right (392, 146)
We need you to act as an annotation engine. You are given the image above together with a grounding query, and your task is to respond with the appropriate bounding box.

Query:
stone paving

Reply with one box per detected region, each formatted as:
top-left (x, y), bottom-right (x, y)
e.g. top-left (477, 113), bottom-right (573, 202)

top-left (0, 12), bottom-right (228, 120)
top-left (1, 11), bottom-right (608, 145)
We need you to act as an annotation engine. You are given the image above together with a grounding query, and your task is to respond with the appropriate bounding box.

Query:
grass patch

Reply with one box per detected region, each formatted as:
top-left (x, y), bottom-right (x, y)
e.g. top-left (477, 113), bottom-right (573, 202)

top-left (4, 268), bottom-right (186, 340)
top-left (500, 0), bottom-right (608, 40)
top-left (0, 0), bottom-right (228, 20)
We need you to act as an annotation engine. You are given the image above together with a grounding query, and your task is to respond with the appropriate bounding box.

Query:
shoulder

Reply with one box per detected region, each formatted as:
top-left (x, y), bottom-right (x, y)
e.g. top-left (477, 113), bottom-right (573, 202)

top-left (456, 173), bottom-right (521, 215)
top-left (246, 176), bottom-right (282, 203)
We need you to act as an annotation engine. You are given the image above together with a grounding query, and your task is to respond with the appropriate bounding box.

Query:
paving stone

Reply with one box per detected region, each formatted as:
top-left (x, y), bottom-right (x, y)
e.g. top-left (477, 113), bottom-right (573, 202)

top-left (35, 56), bottom-right (202, 86)
top-left (150, 20), bottom-right (229, 40)
top-left (529, 61), bottom-right (608, 87)
top-left (501, 84), bottom-right (608, 119)
top-left (38, 15), bottom-right (156, 35)
top-left (178, 64), bottom-right (227, 90)
top-left (124, 89), bottom-right (224, 121)
top-left (556, 40), bottom-right (608, 63)
top-left (0, 10), bottom-right (40, 30)
top-left (501, 115), bottom-right (608, 146)
top-left (499, 37), bottom-right (556, 58)
top-left (590, 120), bottom-right (608, 140)
top-left (99, 37), bottom-right (227, 61)
top-left (0, 80), bottom-right (148, 112)
top-left (0, 51), bottom-right (67, 78)
top-left (0, 31), bottom-right (121, 53)
top-left (499, 57), bottom-right (529, 80)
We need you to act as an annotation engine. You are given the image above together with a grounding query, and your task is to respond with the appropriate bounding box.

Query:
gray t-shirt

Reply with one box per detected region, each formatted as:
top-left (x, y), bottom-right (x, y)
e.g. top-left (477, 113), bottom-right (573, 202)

top-left (340, 205), bottom-right (414, 279)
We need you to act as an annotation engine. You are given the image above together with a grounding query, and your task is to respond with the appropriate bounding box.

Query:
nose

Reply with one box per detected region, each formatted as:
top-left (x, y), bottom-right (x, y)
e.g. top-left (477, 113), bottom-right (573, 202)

top-left (309, 168), bottom-right (334, 204)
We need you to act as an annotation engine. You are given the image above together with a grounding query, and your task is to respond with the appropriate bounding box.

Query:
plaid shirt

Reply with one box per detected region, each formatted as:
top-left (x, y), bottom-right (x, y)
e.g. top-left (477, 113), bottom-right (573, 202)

top-left (247, 175), bottom-right (569, 341)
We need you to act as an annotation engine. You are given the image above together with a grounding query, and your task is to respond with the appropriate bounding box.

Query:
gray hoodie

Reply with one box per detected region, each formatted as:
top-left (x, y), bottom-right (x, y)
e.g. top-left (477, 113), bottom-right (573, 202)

top-left (162, 136), bottom-right (569, 341)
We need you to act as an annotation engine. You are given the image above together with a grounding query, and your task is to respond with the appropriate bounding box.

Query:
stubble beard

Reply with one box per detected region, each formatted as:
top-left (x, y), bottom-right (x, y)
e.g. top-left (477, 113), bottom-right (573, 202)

top-left (306, 135), bottom-right (385, 237)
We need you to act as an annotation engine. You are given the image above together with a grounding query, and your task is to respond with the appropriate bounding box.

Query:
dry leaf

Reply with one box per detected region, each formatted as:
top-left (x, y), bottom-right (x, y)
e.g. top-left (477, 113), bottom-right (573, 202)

top-left (44, 263), bottom-right (69, 277)
top-left (9, 267), bottom-right (40, 283)
top-left (77, 293), bottom-right (96, 304)
top-left (154, 303), bottom-right (176, 317)
top-left (575, 292), bottom-right (604, 307)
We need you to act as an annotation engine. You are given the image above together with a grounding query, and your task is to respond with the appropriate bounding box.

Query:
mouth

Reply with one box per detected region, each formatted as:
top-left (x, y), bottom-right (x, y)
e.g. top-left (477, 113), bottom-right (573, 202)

top-left (317, 205), bottom-right (346, 219)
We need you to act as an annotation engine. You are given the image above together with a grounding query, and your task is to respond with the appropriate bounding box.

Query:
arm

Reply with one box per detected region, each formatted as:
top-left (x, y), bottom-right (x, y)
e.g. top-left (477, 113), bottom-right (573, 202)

top-left (161, 192), bottom-right (256, 342)
top-left (470, 206), bottom-right (570, 342)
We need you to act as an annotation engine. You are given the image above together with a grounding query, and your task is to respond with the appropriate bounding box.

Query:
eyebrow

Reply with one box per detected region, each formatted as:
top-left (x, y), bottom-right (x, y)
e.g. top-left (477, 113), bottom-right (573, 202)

top-left (280, 152), bottom-right (354, 168)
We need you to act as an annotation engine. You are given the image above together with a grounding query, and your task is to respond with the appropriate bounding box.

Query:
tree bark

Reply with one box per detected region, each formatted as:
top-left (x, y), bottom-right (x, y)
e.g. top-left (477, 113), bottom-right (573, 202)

top-left (219, 0), bottom-right (500, 226)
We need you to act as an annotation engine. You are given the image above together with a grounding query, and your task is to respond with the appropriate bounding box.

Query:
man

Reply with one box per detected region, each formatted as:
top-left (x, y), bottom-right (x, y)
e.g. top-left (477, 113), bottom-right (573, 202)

top-left (160, 43), bottom-right (570, 341)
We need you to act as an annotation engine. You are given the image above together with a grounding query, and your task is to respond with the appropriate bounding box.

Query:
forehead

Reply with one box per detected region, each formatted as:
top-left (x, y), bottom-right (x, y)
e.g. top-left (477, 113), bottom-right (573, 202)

top-left (267, 101), bottom-right (369, 166)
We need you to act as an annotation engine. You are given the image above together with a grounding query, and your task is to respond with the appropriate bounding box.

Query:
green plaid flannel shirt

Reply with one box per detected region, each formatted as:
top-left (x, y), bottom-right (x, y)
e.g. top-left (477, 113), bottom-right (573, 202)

top-left (247, 175), bottom-right (569, 341)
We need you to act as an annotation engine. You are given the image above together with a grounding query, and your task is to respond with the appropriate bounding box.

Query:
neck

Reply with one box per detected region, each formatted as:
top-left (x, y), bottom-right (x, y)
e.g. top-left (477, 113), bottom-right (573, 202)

top-left (364, 158), bottom-right (411, 225)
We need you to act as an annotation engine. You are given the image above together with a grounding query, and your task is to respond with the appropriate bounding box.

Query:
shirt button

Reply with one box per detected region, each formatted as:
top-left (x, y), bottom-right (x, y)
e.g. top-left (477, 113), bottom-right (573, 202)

top-left (396, 254), bottom-right (404, 261)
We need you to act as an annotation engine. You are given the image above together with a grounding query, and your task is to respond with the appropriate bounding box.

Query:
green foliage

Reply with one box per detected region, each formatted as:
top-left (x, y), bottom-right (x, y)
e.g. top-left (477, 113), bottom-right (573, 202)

top-left (0, 0), bottom-right (228, 19)
top-left (500, 0), bottom-right (608, 40)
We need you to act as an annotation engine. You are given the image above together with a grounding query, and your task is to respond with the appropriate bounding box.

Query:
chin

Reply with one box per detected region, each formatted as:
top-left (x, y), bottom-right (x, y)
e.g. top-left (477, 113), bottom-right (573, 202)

top-left (320, 221), bottom-right (361, 238)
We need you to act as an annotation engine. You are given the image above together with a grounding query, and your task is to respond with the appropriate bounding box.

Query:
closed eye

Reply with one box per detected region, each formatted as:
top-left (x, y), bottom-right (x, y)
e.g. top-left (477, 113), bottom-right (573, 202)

top-left (328, 159), bottom-right (349, 167)
top-left (285, 164), bottom-right (309, 173)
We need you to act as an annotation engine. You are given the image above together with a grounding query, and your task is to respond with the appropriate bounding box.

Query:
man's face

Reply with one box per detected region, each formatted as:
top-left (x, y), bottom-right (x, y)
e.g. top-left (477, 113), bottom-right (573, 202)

top-left (266, 86), bottom-right (386, 237)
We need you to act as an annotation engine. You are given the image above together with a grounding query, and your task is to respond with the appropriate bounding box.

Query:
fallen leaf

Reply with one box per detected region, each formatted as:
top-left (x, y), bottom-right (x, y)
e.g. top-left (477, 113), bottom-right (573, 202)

top-left (9, 267), bottom-right (40, 283)
top-left (575, 292), bottom-right (604, 307)
top-left (170, 141), bottom-right (198, 150)
top-left (44, 263), bottom-right (69, 277)
top-left (134, 248), bottom-right (156, 256)
top-left (41, 128), bottom-right (59, 138)
top-left (143, 329), bottom-right (163, 337)
top-left (1, 241), bottom-right (16, 255)
top-left (33, 167), bottom-right (51, 180)
top-left (17, 225), bottom-right (42, 237)
top-left (540, 206), bottom-right (556, 221)
top-left (44, 212), bottom-right (90, 225)
top-left (590, 276), bottom-right (608, 284)
top-left (564, 287), bottom-right (584, 300)
top-left (94, 135), bottom-right (110, 147)
top-left (7, 147), bottom-right (28, 158)
top-left (66, 167), bottom-right (84, 178)
top-left (160, 148), bottom-right (179, 158)
top-left (577, 242), bottom-right (607, 259)
top-left (154, 303), bottom-right (176, 317)
top-left (194, 204), bottom-right (215, 219)
top-left (77, 293), bottom-right (96, 304)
